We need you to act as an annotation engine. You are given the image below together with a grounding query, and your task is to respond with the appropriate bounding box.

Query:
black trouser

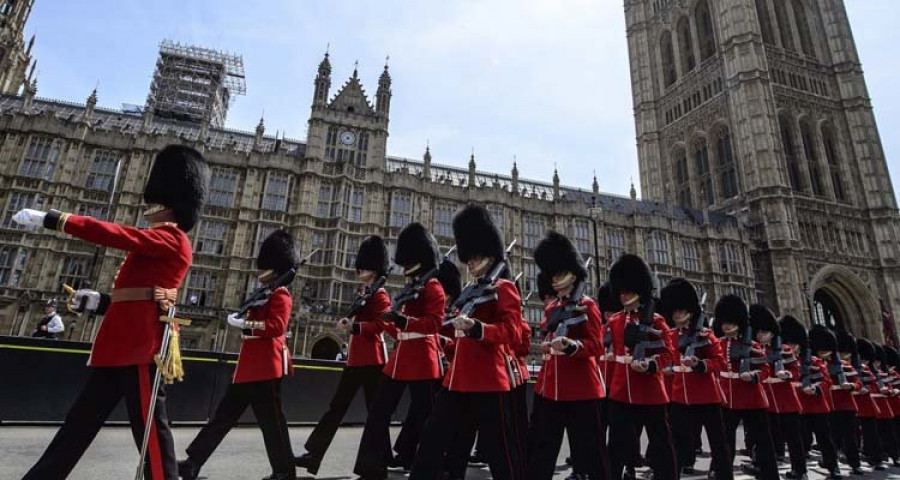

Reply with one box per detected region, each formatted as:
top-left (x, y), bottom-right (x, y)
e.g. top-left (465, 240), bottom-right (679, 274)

top-left (528, 395), bottom-right (608, 480)
top-left (859, 417), bottom-right (884, 465)
top-left (410, 389), bottom-right (525, 480)
top-left (669, 403), bottom-right (732, 480)
top-left (23, 365), bottom-right (177, 480)
top-left (878, 418), bottom-right (899, 461)
top-left (771, 412), bottom-right (806, 474)
top-left (607, 400), bottom-right (677, 480)
top-left (354, 375), bottom-right (439, 477)
top-left (723, 408), bottom-right (778, 480)
top-left (185, 379), bottom-right (294, 478)
top-left (802, 413), bottom-right (838, 471)
top-left (303, 364), bottom-right (383, 460)
top-left (831, 410), bottom-right (861, 469)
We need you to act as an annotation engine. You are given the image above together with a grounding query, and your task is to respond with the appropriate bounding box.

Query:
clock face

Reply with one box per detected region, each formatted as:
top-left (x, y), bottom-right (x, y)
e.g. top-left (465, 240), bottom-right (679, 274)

top-left (340, 131), bottom-right (357, 146)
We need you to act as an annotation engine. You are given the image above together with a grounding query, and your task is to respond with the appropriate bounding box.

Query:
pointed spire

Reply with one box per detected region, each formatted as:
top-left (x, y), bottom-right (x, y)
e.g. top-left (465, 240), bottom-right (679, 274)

top-left (26, 34), bottom-right (35, 56)
top-left (552, 164), bottom-right (561, 201)
top-left (468, 148), bottom-right (477, 189)
top-left (318, 47), bottom-right (331, 75)
top-left (314, 49), bottom-right (332, 107)
top-left (254, 114), bottom-right (265, 149)
top-left (379, 55), bottom-right (391, 85)
top-left (423, 142), bottom-right (432, 180)
top-left (352, 60), bottom-right (359, 79)
top-left (630, 180), bottom-right (637, 200)
top-left (83, 85), bottom-right (98, 122)
top-left (592, 171), bottom-right (599, 194)
top-left (511, 157), bottom-right (519, 194)
top-left (376, 55), bottom-right (392, 118)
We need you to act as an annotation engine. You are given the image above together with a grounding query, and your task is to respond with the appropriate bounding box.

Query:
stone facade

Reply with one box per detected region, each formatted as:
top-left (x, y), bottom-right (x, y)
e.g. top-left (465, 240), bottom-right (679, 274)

top-left (626, 0), bottom-right (900, 340)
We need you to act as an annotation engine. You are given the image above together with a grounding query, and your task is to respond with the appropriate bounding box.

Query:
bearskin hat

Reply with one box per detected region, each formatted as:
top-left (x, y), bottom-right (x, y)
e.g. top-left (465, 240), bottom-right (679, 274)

top-left (857, 338), bottom-right (876, 362)
top-left (355, 235), bottom-right (389, 276)
top-left (711, 316), bottom-right (725, 338)
top-left (452, 205), bottom-right (504, 264)
top-left (597, 282), bottom-right (623, 313)
top-left (537, 271), bottom-right (555, 301)
top-left (533, 231), bottom-right (587, 281)
top-left (609, 254), bottom-right (654, 298)
top-left (835, 329), bottom-right (857, 354)
top-left (659, 278), bottom-right (700, 322)
top-left (749, 304), bottom-right (779, 335)
top-left (143, 144), bottom-right (208, 232)
top-left (885, 346), bottom-right (900, 369)
top-left (394, 223), bottom-right (440, 273)
top-left (875, 344), bottom-right (886, 364)
top-left (809, 325), bottom-right (837, 353)
top-left (257, 230), bottom-right (298, 275)
top-left (714, 294), bottom-right (748, 329)
top-left (437, 260), bottom-right (462, 306)
top-left (779, 315), bottom-right (808, 346)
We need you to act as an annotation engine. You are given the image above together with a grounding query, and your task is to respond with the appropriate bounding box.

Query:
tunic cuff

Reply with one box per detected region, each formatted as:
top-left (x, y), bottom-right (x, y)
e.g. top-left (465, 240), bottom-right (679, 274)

top-left (43, 210), bottom-right (70, 232)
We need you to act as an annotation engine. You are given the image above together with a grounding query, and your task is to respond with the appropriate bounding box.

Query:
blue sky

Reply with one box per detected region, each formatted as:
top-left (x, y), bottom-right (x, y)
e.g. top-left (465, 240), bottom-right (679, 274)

top-left (24, 1), bottom-right (900, 197)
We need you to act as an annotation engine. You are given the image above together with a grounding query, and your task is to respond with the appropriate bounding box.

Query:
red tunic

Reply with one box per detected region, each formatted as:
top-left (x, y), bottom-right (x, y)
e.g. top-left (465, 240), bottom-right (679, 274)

top-left (797, 356), bottom-right (833, 414)
top-left (513, 318), bottom-right (532, 383)
top-left (233, 287), bottom-right (293, 383)
top-left (719, 337), bottom-right (770, 410)
top-left (444, 279), bottom-right (521, 392)
top-left (535, 297), bottom-right (605, 401)
top-left (383, 278), bottom-right (445, 381)
top-left (597, 322), bottom-right (613, 397)
top-left (874, 369), bottom-right (896, 420)
top-left (668, 329), bottom-right (725, 405)
top-left (59, 216), bottom-right (192, 367)
top-left (830, 359), bottom-right (860, 413)
top-left (348, 288), bottom-right (392, 367)
top-left (606, 309), bottom-right (675, 405)
top-left (855, 364), bottom-right (882, 419)
top-left (763, 345), bottom-right (802, 414)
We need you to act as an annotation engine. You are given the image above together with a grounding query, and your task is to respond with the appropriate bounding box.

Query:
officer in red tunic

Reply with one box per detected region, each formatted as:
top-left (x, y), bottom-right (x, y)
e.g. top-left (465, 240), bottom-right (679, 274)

top-left (605, 254), bottom-right (677, 480)
top-left (832, 329), bottom-right (865, 475)
top-left (353, 223), bottom-right (446, 479)
top-left (528, 231), bottom-right (608, 480)
top-left (659, 278), bottom-right (731, 480)
top-left (856, 339), bottom-right (887, 470)
top-left (178, 230), bottom-right (297, 480)
top-left (873, 344), bottom-right (899, 466)
top-left (715, 294), bottom-right (779, 480)
top-left (293, 236), bottom-right (392, 475)
top-left (16, 145), bottom-right (208, 480)
top-left (410, 204), bottom-right (525, 480)
top-left (798, 325), bottom-right (841, 479)
top-left (756, 311), bottom-right (804, 479)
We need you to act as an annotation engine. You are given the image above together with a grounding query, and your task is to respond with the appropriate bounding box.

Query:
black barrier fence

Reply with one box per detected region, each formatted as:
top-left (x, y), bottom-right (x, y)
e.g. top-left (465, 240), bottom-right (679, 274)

top-left (0, 336), bottom-right (404, 426)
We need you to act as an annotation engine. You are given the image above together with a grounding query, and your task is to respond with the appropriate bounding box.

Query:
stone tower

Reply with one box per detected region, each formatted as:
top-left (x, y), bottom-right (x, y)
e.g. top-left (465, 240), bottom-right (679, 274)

top-left (0, 0), bottom-right (34, 95)
top-left (625, 0), bottom-right (900, 340)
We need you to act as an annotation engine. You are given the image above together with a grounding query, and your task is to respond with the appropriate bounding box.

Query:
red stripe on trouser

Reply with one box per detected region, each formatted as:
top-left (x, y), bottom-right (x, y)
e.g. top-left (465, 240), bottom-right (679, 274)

top-left (138, 365), bottom-right (164, 480)
top-left (497, 394), bottom-right (516, 477)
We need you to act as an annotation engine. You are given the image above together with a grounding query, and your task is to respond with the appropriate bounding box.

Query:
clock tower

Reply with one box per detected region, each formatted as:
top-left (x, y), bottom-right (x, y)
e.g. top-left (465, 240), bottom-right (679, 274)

top-left (305, 53), bottom-right (390, 171)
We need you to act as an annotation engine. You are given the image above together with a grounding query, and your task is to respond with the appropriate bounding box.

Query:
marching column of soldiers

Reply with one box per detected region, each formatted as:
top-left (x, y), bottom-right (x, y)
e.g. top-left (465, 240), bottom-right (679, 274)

top-left (11, 144), bottom-right (900, 480)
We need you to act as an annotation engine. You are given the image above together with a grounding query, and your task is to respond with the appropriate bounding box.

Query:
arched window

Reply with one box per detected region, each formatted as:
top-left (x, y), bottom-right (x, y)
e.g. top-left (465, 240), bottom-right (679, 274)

top-left (716, 128), bottom-right (739, 199)
top-left (791, 0), bottom-right (815, 57)
top-left (779, 115), bottom-right (803, 192)
top-left (695, 0), bottom-right (716, 61)
top-left (754, 0), bottom-right (775, 45)
top-left (677, 17), bottom-right (695, 73)
top-left (822, 124), bottom-right (846, 202)
top-left (800, 120), bottom-right (824, 196)
top-left (694, 138), bottom-right (714, 206)
top-left (773, 0), bottom-right (796, 52)
top-left (674, 147), bottom-right (692, 207)
top-left (660, 31), bottom-right (677, 87)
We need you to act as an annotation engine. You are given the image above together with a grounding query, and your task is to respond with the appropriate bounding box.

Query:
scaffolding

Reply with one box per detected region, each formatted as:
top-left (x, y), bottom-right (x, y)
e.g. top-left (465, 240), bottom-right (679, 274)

top-left (146, 39), bottom-right (246, 127)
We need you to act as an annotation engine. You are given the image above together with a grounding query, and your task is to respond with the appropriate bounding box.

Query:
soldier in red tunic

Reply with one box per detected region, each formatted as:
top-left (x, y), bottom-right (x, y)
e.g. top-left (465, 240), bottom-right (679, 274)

top-left (832, 329), bottom-right (865, 475)
top-left (798, 325), bottom-right (841, 479)
top-left (873, 344), bottom-right (899, 466)
top-left (16, 145), bottom-right (208, 480)
top-left (884, 346), bottom-right (900, 461)
top-left (714, 294), bottom-right (779, 480)
top-left (605, 254), bottom-right (677, 480)
top-left (409, 205), bottom-right (525, 480)
top-left (659, 278), bottom-right (732, 480)
top-left (755, 311), bottom-right (804, 479)
top-left (178, 230), bottom-right (297, 480)
top-left (293, 236), bottom-right (392, 475)
top-left (528, 231), bottom-right (608, 480)
top-left (856, 339), bottom-right (887, 470)
top-left (353, 223), bottom-right (446, 479)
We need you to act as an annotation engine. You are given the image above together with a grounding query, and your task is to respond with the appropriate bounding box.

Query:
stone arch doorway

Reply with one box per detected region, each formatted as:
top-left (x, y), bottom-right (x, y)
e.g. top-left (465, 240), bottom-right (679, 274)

top-left (807, 265), bottom-right (881, 340)
top-left (310, 337), bottom-right (340, 360)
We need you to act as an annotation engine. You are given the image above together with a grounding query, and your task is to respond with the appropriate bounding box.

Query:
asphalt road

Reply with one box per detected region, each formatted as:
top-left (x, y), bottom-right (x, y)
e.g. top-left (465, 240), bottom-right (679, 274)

top-left (2, 425), bottom-right (900, 479)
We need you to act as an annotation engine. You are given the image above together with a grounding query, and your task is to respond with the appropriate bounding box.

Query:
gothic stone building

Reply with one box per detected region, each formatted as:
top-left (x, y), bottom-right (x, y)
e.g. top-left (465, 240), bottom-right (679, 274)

top-left (626, 0), bottom-right (900, 341)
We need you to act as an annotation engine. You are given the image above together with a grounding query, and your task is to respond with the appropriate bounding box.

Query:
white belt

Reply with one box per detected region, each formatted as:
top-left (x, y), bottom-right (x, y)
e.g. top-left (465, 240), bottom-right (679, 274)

top-left (852, 391), bottom-right (869, 396)
top-left (763, 378), bottom-right (785, 384)
top-left (720, 372), bottom-right (740, 379)
top-left (872, 393), bottom-right (887, 398)
top-left (241, 335), bottom-right (261, 340)
top-left (399, 332), bottom-right (430, 341)
top-left (672, 365), bottom-right (693, 373)
top-left (791, 381), bottom-right (803, 387)
top-left (614, 355), bottom-right (633, 365)
top-left (831, 385), bottom-right (850, 391)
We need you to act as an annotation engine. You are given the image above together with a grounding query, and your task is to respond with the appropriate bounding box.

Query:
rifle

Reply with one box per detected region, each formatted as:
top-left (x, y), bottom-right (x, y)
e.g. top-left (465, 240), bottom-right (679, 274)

top-left (728, 324), bottom-right (766, 374)
top-left (629, 297), bottom-right (665, 363)
top-left (767, 334), bottom-right (786, 377)
top-left (345, 268), bottom-right (391, 321)
top-left (521, 290), bottom-right (535, 310)
top-left (679, 292), bottom-right (710, 359)
top-left (391, 245), bottom-right (457, 313)
top-left (828, 351), bottom-right (848, 387)
top-left (800, 344), bottom-right (823, 390)
top-left (235, 249), bottom-right (318, 318)
top-left (541, 257), bottom-right (594, 340)
top-left (442, 240), bottom-right (516, 327)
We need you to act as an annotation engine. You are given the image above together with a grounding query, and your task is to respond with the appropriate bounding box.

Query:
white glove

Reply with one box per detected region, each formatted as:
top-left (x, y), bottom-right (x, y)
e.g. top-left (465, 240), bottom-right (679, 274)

top-left (550, 336), bottom-right (575, 352)
top-left (451, 315), bottom-right (475, 331)
top-left (72, 289), bottom-right (101, 313)
top-left (227, 313), bottom-right (246, 329)
top-left (12, 208), bottom-right (46, 228)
